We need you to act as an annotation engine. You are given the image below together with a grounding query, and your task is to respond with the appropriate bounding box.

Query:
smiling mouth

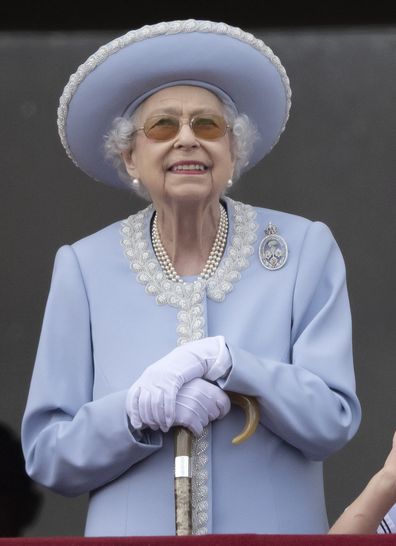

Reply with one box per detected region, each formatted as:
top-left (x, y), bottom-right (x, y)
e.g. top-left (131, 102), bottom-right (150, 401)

top-left (169, 163), bottom-right (209, 174)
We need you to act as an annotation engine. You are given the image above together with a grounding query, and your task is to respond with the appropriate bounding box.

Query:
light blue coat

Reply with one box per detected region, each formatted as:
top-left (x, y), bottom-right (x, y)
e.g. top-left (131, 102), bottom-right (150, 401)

top-left (22, 198), bottom-right (361, 536)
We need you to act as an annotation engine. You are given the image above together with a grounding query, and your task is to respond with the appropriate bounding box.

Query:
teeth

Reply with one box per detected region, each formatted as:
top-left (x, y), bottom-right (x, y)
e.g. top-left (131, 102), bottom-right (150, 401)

top-left (172, 164), bottom-right (206, 171)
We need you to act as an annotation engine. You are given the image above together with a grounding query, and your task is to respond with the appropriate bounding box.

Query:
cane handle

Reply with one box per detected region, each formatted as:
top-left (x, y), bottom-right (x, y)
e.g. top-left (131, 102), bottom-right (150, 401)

top-left (227, 392), bottom-right (260, 445)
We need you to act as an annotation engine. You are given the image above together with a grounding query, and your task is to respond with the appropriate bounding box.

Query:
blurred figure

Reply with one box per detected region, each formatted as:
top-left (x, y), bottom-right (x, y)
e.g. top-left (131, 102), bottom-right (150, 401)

top-left (330, 432), bottom-right (396, 534)
top-left (0, 423), bottom-right (41, 536)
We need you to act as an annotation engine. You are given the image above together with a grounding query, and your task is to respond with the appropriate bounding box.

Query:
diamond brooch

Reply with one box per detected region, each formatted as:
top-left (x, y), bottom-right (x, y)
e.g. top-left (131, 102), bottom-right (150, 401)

top-left (259, 222), bottom-right (288, 270)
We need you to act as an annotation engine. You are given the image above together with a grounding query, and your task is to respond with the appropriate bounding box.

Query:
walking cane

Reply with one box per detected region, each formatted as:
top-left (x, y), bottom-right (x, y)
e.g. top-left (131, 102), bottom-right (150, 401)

top-left (174, 392), bottom-right (260, 535)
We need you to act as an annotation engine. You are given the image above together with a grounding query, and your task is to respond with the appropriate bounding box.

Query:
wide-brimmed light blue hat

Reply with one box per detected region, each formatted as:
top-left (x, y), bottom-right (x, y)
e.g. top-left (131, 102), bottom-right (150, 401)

top-left (58, 20), bottom-right (291, 188)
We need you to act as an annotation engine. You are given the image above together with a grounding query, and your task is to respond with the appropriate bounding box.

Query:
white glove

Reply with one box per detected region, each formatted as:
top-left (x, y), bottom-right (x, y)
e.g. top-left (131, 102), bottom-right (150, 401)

top-left (173, 378), bottom-right (231, 436)
top-left (126, 336), bottom-right (231, 432)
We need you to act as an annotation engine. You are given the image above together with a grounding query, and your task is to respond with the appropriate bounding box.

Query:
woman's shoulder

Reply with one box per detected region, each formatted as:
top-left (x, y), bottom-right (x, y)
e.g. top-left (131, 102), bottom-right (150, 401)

top-left (238, 200), bottom-right (334, 243)
top-left (69, 205), bottom-right (152, 256)
top-left (248, 201), bottom-right (314, 225)
top-left (70, 220), bottom-right (123, 256)
top-left (229, 200), bottom-right (342, 265)
top-left (49, 219), bottom-right (131, 280)
top-left (253, 204), bottom-right (311, 229)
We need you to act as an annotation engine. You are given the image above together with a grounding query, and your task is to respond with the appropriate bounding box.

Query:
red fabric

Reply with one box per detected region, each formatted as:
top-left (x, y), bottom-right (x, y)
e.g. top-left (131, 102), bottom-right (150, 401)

top-left (1, 536), bottom-right (396, 546)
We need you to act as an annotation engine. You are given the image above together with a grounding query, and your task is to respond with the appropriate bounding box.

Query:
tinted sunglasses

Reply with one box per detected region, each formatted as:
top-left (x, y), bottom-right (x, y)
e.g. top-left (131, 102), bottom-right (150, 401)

top-left (135, 114), bottom-right (231, 141)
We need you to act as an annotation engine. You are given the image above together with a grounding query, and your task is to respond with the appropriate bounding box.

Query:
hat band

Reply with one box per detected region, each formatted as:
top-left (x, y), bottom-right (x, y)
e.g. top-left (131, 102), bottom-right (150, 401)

top-left (122, 80), bottom-right (238, 118)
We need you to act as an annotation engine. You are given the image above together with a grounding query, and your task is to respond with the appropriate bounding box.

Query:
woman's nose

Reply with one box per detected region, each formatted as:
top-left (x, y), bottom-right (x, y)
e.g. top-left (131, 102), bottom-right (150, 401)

top-left (174, 122), bottom-right (199, 148)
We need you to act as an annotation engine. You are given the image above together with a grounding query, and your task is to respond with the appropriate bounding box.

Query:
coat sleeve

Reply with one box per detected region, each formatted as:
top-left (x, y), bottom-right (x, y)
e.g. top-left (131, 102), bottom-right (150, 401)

top-left (21, 245), bottom-right (163, 497)
top-left (220, 221), bottom-right (361, 461)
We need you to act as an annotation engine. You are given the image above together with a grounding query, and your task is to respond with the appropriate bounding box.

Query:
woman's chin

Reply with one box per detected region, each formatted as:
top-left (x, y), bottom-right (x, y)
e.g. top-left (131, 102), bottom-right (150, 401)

top-left (164, 179), bottom-right (217, 202)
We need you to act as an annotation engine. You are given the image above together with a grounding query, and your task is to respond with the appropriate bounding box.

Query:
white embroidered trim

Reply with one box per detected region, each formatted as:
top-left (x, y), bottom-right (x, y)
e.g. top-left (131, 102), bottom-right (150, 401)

top-left (191, 426), bottom-right (209, 535)
top-left (120, 205), bottom-right (207, 343)
top-left (57, 19), bottom-right (291, 166)
top-left (120, 199), bottom-right (258, 309)
top-left (120, 198), bottom-right (258, 534)
top-left (207, 201), bottom-right (258, 302)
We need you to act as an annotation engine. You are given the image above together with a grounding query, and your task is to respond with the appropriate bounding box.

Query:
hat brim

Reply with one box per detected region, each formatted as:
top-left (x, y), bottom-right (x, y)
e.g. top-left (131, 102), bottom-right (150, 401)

top-left (58, 20), bottom-right (291, 188)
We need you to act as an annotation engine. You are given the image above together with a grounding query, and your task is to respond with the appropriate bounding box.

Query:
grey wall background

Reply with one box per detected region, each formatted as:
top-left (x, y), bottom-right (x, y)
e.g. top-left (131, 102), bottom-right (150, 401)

top-left (1, 27), bottom-right (396, 536)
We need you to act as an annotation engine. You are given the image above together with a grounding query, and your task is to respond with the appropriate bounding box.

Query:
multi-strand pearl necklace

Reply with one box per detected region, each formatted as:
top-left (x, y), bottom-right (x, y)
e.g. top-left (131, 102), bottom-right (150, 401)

top-left (151, 204), bottom-right (228, 283)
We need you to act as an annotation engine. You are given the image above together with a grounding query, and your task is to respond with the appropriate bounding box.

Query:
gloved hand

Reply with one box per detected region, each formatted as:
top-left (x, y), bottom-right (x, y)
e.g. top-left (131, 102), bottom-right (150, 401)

top-left (173, 378), bottom-right (231, 436)
top-left (126, 336), bottom-right (231, 432)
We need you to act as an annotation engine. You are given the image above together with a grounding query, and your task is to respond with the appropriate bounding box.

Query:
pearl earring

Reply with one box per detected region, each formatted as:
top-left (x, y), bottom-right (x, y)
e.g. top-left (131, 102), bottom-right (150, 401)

top-left (227, 179), bottom-right (233, 188)
top-left (132, 178), bottom-right (140, 190)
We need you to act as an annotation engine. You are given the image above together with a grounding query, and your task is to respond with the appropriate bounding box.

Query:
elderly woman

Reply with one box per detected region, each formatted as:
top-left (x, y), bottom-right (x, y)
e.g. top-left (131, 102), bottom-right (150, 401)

top-left (22, 20), bottom-right (361, 536)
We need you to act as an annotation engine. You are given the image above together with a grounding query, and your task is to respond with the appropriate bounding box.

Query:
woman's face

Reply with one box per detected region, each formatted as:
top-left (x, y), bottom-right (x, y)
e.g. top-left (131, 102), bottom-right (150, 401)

top-left (122, 85), bottom-right (235, 206)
